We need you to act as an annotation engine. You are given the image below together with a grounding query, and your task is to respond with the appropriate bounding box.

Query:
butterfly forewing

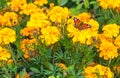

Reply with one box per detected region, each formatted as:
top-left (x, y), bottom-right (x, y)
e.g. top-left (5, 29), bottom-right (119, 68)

top-left (73, 17), bottom-right (91, 30)
top-left (73, 17), bottom-right (83, 30)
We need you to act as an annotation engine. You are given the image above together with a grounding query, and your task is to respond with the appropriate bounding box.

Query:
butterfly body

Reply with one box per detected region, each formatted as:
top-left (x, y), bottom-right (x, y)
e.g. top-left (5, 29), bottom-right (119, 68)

top-left (73, 17), bottom-right (91, 30)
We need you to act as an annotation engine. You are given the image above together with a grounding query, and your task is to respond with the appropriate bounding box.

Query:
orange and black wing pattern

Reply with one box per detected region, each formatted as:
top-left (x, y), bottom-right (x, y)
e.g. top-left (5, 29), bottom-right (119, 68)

top-left (73, 17), bottom-right (91, 30)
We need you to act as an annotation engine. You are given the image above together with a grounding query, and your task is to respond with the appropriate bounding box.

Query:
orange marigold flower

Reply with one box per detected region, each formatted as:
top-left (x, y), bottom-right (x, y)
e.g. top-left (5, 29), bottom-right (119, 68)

top-left (7, 0), bottom-right (27, 11)
top-left (1, 12), bottom-right (18, 26)
top-left (20, 26), bottom-right (40, 38)
top-left (57, 63), bottom-right (67, 71)
top-left (84, 64), bottom-right (114, 78)
top-left (114, 35), bottom-right (120, 48)
top-left (98, 41), bottom-right (118, 60)
top-left (50, 3), bottom-right (54, 9)
top-left (16, 72), bottom-right (30, 78)
top-left (113, 65), bottom-right (120, 75)
top-left (77, 12), bottom-right (91, 22)
top-left (0, 28), bottom-right (16, 45)
top-left (20, 38), bottom-right (37, 59)
top-left (98, 34), bottom-right (114, 43)
top-left (7, 59), bottom-right (13, 64)
top-left (0, 46), bottom-right (11, 61)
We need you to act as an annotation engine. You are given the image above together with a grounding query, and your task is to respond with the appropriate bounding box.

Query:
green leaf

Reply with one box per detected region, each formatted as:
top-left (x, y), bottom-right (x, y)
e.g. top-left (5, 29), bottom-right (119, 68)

top-left (90, 1), bottom-right (99, 9)
top-left (19, 68), bottom-right (26, 78)
top-left (90, 1), bottom-right (97, 5)
top-left (76, 70), bottom-right (82, 75)
top-left (49, 63), bottom-right (54, 71)
top-left (67, 65), bottom-right (74, 71)
top-left (58, 0), bottom-right (68, 6)
top-left (76, 4), bottom-right (83, 10)
top-left (30, 67), bottom-right (40, 73)
top-left (48, 76), bottom-right (55, 78)
top-left (76, 0), bottom-right (80, 4)
top-left (69, 8), bottom-right (80, 15)
top-left (3, 74), bottom-right (9, 78)
top-left (84, 0), bottom-right (90, 9)
top-left (66, 74), bottom-right (76, 78)
top-left (44, 70), bottom-right (53, 75)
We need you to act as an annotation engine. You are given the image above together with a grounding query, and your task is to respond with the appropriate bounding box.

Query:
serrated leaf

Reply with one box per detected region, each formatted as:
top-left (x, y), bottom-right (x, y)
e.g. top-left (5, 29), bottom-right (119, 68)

top-left (58, 0), bottom-right (68, 6)
top-left (30, 67), bottom-right (40, 73)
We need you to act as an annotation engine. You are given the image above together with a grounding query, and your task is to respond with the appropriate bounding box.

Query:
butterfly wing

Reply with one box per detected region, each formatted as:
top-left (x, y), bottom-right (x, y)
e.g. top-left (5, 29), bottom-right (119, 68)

top-left (73, 17), bottom-right (91, 30)
top-left (83, 24), bottom-right (91, 29)
top-left (73, 17), bottom-right (83, 29)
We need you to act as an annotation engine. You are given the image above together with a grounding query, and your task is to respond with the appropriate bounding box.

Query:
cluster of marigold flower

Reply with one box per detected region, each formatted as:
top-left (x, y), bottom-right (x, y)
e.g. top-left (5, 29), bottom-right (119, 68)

top-left (98, 0), bottom-right (120, 12)
top-left (0, 0), bottom-right (119, 78)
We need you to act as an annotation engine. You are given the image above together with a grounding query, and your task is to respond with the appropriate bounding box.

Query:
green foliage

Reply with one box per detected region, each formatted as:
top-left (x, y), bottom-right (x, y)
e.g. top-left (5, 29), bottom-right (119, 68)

top-left (0, 0), bottom-right (8, 9)
top-left (57, 0), bottom-right (68, 6)
top-left (0, 0), bottom-right (120, 78)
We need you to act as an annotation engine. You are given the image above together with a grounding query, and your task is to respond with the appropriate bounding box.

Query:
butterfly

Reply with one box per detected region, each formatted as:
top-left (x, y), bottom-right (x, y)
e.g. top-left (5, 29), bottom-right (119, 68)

top-left (73, 17), bottom-right (91, 30)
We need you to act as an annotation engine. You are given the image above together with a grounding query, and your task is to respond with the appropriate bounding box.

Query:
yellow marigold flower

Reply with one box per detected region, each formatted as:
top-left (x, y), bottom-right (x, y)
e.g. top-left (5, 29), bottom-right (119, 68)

top-left (20, 3), bottom-right (41, 15)
top-left (40, 26), bottom-right (61, 46)
top-left (0, 28), bottom-right (16, 45)
top-left (33, 0), bottom-right (48, 6)
top-left (27, 12), bottom-right (51, 28)
top-left (102, 24), bottom-right (120, 38)
top-left (27, 19), bottom-right (51, 29)
top-left (20, 26), bottom-right (40, 38)
top-left (77, 12), bottom-right (91, 22)
top-left (98, 41), bottom-right (118, 60)
top-left (1, 12), bottom-right (18, 26)
top-left (97, 0), bottom-right (113, 9)
top-left (57, 63), bottom-right (67, 71)
top-left (98, 0), bottom-right (120, 10)
top-left (30, 12), bottom-right (48, 20)
top-left (84, 64), bottom-right (114, 78)
top-left (114, 35), bottom-right (120, 48)
top-left (67, 17), bottom-right (99, 45)
top-left (0, 46), bottom-right (11, 61)
top-left (47, 6), bottom-right (70, 24)
top-left (20, 38), bottom-right (37, 59)
top-left (7, 0), bottom-right (27, 11)
top-left (109, 0), bottom-right (120, 9)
